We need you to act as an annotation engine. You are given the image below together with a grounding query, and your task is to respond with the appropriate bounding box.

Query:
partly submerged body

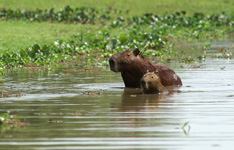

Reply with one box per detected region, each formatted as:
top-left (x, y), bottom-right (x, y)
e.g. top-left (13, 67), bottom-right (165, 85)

top-left (109, 48), bottom-right (182, 88)
top-left (140, 71), bottom-right (167, 94)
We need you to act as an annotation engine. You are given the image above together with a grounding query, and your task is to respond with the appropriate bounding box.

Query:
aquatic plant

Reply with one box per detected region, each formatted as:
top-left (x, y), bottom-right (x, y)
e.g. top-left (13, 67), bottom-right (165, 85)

top-left (82, 89), bottom-right (103, 96)
top-left (0, 89), bottom-right (24, 98)
top-left (0, 111), bottom-right (29, 132)
top-left (182, 121), bottom-right (191, 136)
top-left (0, 6), bottom-right (233, 72)
top-left (0, 6), bottom-right (112, 23)
top-left (0, 6), bottom-right (233, 28)
top-left (213, 48), bottom-right (233, 59)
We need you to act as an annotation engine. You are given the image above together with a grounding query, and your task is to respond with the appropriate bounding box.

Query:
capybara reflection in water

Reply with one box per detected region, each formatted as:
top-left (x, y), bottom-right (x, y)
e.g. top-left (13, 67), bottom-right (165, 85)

top-left (109, 48), bottom-right (182, 88)
top-left (141, 71), bottom-right (167, 94)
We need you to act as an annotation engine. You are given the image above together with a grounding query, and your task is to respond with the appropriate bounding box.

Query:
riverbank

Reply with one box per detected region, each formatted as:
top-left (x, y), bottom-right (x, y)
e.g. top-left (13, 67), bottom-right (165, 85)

top-left (0, 1), bottom-right (233, 74)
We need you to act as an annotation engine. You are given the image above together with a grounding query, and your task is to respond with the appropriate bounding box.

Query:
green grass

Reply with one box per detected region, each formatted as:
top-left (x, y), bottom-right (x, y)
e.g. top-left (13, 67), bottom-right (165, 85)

top-left (0, 0), bottom-right (233, 52)
top-left (0, 0), bottom-right (233, 70)
top-left (0, 21), bottom-right (100, 52)
top-left (0, 0), bottom-right (233, 16)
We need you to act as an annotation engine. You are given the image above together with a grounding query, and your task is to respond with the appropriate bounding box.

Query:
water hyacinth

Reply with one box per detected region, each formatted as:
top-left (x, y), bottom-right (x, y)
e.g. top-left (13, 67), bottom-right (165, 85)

top-left (0, 6), bottom-right (233, 71)
top-left (0, 6), bottom-right (233, 26)
top-left (0, 6), bottom-right (112, 23)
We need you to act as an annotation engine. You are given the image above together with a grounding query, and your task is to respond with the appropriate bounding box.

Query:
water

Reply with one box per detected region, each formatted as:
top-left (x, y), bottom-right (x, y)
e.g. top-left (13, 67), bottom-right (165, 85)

top-left (0, 39), bottom-right (234, 150)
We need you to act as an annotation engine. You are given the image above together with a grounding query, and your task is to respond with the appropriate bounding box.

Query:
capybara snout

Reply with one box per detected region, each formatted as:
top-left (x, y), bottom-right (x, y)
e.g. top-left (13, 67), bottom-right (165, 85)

top-left (140, 79), bottom-right (146, 88)
top-left (109, 57), bottom-right (116, 72)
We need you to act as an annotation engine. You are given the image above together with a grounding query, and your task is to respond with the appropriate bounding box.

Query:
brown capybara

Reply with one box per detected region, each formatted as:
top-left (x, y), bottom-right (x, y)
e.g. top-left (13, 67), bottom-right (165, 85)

top-left (140, 71), bottom-right (167, 94)
top-left (109, 48), bottom-right (182, 88)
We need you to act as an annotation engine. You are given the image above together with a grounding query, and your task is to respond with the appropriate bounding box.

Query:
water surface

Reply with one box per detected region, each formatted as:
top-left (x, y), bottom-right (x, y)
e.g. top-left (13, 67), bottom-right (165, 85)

top-left (0, 39), bottom-right (234, 150)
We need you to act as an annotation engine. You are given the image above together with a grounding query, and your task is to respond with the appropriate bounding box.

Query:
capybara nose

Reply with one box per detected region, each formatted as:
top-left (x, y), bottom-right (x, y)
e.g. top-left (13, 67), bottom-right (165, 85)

top-left (140, 79), bottom-right (146, 88)
top-left (109, 58), bottom-right (114, 66)
top-left (109, 57), bottom-right (116, 72)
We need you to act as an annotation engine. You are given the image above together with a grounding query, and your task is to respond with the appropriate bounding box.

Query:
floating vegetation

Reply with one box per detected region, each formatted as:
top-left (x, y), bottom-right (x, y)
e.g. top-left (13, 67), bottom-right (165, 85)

top-left (0, 6), bottom-right (233, 72)
top-left (0, 6), bottom-right (112, 23)
top-left (0, 111), bottom-right (29, 132)
top-left (0, 6), bottom-right (233, 28)
top-left (182, 121), bottom-right (191, 136)
top-left (188, 64), bottom-right (205, 69)
top-left (82, 89), bottom-right (103, 96)
top-left (49, 119), bottom-right (63, 124)
top-left (179, 56), bottom-right (195, 64)
top-left (213, 48), bottom-right (233, 59)
top-left (0, 89), bottom-right (24, 98)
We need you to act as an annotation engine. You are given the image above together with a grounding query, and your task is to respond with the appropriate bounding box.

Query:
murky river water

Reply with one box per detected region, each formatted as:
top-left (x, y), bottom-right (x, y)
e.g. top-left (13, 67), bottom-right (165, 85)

top-left (0, 39), bottom-right (234, 150)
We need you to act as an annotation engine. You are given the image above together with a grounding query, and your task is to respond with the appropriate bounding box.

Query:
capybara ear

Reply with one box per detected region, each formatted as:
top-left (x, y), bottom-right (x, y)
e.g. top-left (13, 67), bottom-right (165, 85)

top-left (154, 70), bottom-right (159, 75)
top-left (133, 48), bottom-right (140, 56)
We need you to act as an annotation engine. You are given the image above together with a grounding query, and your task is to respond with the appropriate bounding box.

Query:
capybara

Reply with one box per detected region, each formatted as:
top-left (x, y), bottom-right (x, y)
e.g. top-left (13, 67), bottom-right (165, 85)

top-left (109, 48), bottom-right (182, 88)
top-left (140, 71), bottom-right (167, 94)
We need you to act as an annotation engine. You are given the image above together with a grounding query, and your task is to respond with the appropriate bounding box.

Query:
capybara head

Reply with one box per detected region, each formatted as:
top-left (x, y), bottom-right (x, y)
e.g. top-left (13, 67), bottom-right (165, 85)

top-left (109, 48), bottom-right (156, 87)
top-left (140, 71), bottom-right (166, 94)
top-left (109, 48), bottom-right (146, 72)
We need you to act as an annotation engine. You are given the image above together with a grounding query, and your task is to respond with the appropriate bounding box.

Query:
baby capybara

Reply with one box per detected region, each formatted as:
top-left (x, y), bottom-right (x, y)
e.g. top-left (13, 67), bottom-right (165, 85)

top-left (141, 71), bottom-right (166, 94)
top-left (109, 48), bottom-right (182, 88)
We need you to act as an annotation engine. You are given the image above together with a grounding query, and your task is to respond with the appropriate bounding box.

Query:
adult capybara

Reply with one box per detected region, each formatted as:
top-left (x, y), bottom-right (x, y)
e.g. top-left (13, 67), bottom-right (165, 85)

top-left (141, 71), bottom-right (167, 94)
top-left (109, 48), bottom-right (182, 88)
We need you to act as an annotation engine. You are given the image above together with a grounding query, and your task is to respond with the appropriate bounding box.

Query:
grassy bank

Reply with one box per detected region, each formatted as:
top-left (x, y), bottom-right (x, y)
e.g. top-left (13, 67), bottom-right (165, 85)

top-left (0, 21), bottom-right (100, 52)
top-left (0, 0), bottom-right (233, 52)
top-left (0, 0), bottom-right (233, 16)
top-left (0, 1), bottom-right (233, 74)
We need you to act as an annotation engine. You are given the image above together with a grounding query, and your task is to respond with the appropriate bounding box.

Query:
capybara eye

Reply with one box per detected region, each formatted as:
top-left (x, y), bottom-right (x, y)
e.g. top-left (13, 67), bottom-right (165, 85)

top-left (127, 53), bottom-right (131, 57)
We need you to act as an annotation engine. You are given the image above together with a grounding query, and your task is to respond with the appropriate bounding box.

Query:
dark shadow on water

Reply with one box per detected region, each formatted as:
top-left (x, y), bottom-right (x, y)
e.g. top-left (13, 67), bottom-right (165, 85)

top-left (108, 87), bottom-right (181, 130)
top-left (111, 86), bottom-right (181, 112)
top-left (108, 86), bottom-right (125, 90)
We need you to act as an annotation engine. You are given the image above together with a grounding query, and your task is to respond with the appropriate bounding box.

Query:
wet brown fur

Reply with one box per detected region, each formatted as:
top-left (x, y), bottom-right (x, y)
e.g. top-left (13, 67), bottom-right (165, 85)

top-left (109, 48), bottom-right (182, 88)
top-left (140, 72), bottom-right (167, 94)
